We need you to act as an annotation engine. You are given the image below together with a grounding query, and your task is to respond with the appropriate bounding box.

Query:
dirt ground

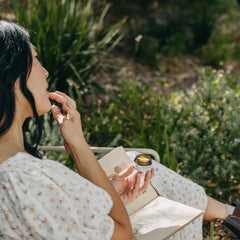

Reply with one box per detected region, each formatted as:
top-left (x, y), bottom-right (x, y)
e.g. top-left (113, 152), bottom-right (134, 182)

top-left (203, 221), bottom-right (238, 240)
top-left (95, 54), bottom-right (201, 92)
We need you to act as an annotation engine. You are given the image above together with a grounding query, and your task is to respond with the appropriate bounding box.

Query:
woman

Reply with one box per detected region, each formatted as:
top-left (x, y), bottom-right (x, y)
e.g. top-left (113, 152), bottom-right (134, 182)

top-left (0, 20), bottom-right (239, 240)
top-left (0, 20), bottom-right (155, 239)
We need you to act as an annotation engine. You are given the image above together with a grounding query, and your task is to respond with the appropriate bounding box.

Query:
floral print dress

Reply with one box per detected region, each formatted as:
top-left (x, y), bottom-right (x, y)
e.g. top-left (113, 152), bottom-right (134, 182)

top-left (0, 152), bottom-right (114, 240)
top-left (127, 151), bottom-right (208, 240)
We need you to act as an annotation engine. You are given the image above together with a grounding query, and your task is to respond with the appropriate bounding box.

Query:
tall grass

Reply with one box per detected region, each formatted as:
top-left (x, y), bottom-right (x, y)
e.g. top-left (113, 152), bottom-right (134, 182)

top-left (10, 0), bottom-right (125, 104)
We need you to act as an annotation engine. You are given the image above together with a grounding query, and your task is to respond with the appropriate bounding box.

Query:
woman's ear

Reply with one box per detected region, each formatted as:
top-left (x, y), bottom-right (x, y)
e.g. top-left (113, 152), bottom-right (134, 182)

top-left (14, 78), bottom-right (21, 90)
top-left (14, 78), bottom-right (25, 104)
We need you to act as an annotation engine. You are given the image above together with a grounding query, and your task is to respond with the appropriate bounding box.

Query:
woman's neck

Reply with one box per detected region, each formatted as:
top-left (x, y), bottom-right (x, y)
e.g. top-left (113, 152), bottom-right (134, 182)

top-left (0, 121), bottom-right (26, 164)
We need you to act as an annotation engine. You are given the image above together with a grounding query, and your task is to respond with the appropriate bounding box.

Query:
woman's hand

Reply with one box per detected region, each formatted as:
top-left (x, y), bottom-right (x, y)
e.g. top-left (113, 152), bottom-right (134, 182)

top-left (48, 91), bottom-right (85, 155)
top-left (111, 164), bottom-right (154, 205)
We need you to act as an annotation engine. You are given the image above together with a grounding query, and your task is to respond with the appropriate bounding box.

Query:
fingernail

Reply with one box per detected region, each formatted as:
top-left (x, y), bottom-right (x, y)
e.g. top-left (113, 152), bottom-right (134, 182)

top-left (52, 105), bottom-right (59, 113)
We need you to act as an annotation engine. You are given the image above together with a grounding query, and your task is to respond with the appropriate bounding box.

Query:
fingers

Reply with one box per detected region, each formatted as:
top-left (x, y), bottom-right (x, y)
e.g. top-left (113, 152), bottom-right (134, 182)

top-left (144, 168), bottom-right (155, 183)
top-left (51, 105), bottom-right (64, 124)
top-left (138, 168), bottom-right (155, 193)
top-left (117, 164), bottom-right (135, 179)
top-left (118, 168), bottom-right (154, 205)
top-left (49, 91), bottom-right (76, 116)
top-left (131, 172), bottom-right (142, 197)
top-left (54, 91), bottom-right (76, 108)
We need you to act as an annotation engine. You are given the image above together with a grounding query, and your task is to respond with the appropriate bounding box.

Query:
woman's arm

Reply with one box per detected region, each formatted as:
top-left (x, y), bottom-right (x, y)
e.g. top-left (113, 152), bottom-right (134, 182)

top-left (49, 91), bottom-right (136, 240)
top-left (71, 141), bottom-right (136, 240)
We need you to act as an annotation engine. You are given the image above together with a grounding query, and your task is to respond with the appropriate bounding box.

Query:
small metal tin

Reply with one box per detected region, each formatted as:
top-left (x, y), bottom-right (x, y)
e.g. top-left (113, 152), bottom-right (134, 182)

top-left (134, 154), bottom-right (152, 173)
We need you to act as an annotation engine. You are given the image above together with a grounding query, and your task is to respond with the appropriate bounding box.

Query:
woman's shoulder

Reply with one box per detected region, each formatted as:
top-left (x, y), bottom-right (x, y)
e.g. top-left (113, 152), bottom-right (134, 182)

top-left (0, 152), bottom-right (63, 173)
top-left (0, 152), bottom-right (112, 203)
top-left (0, 152), bottom-right (78, 186)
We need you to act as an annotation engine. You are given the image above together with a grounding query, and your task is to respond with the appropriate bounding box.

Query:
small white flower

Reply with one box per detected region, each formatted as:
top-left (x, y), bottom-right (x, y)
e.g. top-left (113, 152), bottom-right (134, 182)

top-left (135, 34), bottom-right (143, 42)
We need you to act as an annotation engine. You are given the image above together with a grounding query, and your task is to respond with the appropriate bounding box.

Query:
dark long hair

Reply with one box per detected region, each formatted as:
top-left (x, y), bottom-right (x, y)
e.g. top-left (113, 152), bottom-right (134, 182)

top-left (0, 21), bottom-right (42, 158)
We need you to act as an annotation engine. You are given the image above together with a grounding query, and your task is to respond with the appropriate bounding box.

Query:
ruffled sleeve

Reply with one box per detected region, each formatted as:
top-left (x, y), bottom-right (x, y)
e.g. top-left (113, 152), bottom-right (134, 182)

top-left (0, 152), bottom-right (114, 240)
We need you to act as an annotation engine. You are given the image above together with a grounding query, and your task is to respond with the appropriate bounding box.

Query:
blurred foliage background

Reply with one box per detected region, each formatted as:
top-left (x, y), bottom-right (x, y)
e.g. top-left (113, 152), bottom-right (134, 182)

top-left (109, 0), bottom-right (240, 65)
top-left (1, 0), bottom-right (240, 215)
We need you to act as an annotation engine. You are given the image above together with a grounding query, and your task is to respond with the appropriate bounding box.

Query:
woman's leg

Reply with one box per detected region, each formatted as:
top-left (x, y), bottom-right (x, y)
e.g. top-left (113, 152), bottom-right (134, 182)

top-left (204, 196), bottom-right (226, 221)
top-left (127, 151), bottom-right (229, 218)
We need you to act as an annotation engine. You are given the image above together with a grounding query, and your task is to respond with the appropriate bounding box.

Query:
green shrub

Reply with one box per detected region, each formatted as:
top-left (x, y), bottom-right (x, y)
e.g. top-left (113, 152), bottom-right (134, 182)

top-left (82, 80), bottom-right (181, 170)
top-left (200, 7), bottom-right (240, 66)
top-left (201, 33), bottom-right (233, 66)
top-left (173, 70), bottom-right (240, 201)
top-left (10, 0), bottom-right (125, 104)
top-left (135, 36), bottom-right (161, 67)
top-left (107, 0), bottom-right (238, 62)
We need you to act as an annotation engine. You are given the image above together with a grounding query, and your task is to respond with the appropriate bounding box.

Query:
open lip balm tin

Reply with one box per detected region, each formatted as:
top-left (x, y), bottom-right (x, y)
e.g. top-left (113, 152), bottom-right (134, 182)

top-left (134, 154), bottom-right (152, 173)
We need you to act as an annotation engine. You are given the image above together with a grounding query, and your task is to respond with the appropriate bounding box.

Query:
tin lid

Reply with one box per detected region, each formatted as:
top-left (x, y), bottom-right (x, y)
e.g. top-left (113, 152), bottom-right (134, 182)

top-left (134, 154), bottom-right (152, 166)
top-left (135, 154), bottom-right (151, 162)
